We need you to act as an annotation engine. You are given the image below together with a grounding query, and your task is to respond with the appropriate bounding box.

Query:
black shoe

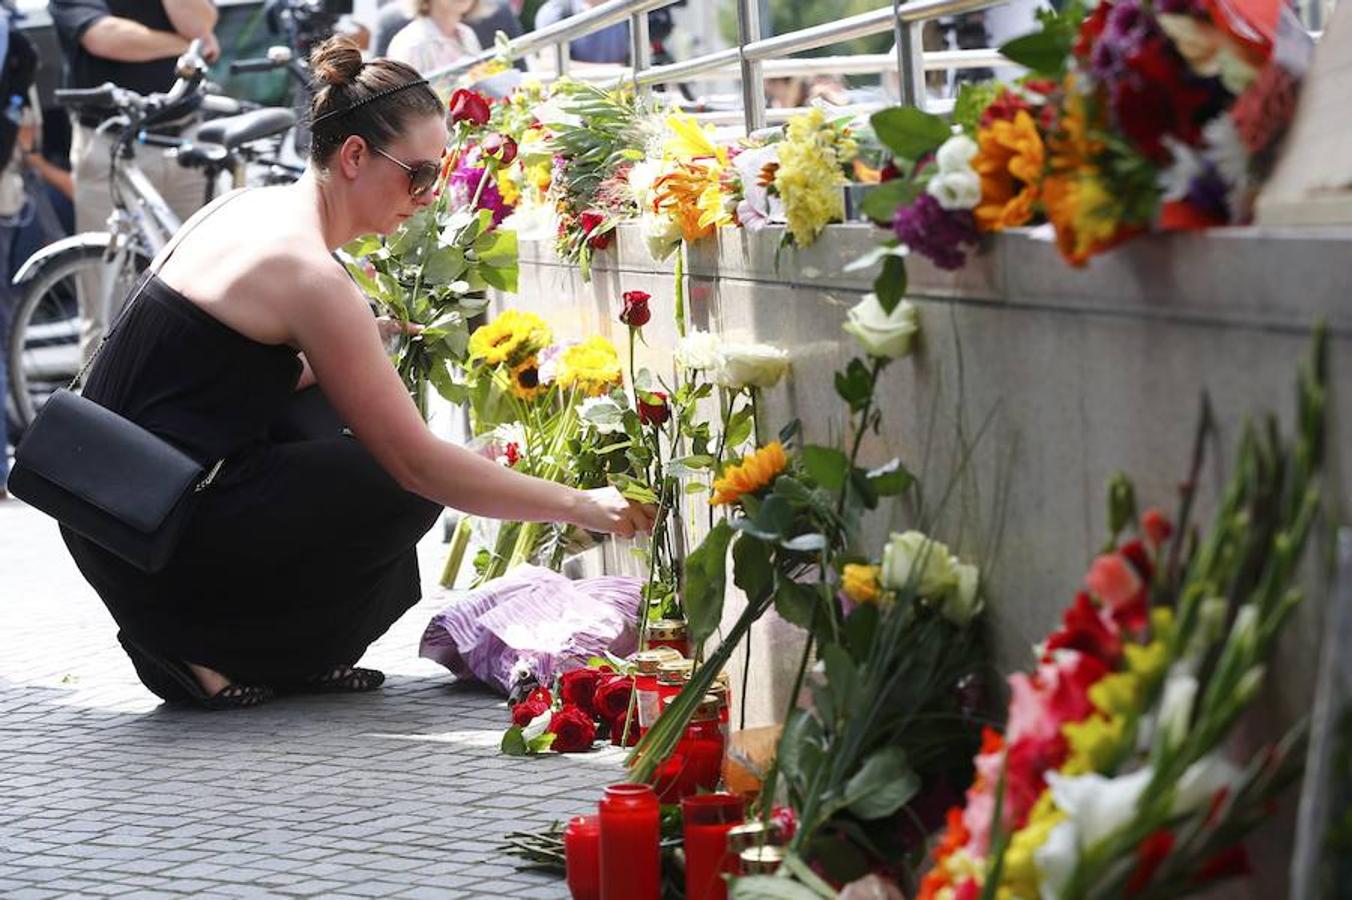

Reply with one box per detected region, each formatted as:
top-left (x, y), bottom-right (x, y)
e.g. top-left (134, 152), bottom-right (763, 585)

top-left (286, 665), bottom-right (386, 694)
top-left (119, 634), bottom-right (272, 710)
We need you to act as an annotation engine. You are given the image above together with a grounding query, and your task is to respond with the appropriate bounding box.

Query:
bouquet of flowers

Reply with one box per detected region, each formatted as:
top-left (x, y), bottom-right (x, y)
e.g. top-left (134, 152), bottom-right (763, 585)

top-left (502, 662), bottom-right (642, 756)
top-left (914, 330), bottom-right (1327, 900)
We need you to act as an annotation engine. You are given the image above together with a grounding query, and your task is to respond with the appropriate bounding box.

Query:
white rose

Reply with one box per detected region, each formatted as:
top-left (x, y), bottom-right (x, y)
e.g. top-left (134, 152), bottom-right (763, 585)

top-left (842, 293), bottom-right (919, 360)
top-left (942, 561), bottom-right (982, 626)
top-left (926, 169), bottom-right (982, 211)
top-left (675, 329), bottom-right (724, 371)
top-left (936, 134), bottom-right (978, 173)
top-left (880, 531), bottom-right (958, 599)
top-left (713, 342), bottom-right (790, 389)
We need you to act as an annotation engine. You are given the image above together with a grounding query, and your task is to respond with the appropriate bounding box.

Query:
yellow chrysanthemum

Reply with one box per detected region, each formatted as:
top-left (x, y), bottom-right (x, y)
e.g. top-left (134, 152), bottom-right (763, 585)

top-left (556, 336), bottom-right (623, 397)
top-left (1061, 712), bottom-right (1127, 775)
top-left (509, 356), bottom-right (543, 400)
top-left (711, 442), bottom-right (788, 507)
top-left (773, 108), bottom-right (850, 247)
top-left (1000, 790), bottom-right (1066, 897)
top-left (842, 564), bottom-right (882, 605)
top-left (469, 310), bottom-right (552, 367)
top-left (973, 110), bottom-right (1045, 232)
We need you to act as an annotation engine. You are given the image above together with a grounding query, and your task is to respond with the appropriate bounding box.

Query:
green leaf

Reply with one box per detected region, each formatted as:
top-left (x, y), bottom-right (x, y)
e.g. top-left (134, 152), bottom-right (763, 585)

top-left (953, 80), bottom-right (1003, 135)
top-left (782, 533), bottom-right (828, 553)
top-left (843, 239), bottom-right (910, 274)
top-left (500, 726), bottom-right (527, 756)
top-left (729, 877), bottom-right (826, 900)
top-left (619, 482), bottom-right (661, 505)
top-left (999, 30), bottom-right (1070, 76)
top-left (422, 246), bottom-right (467, 285)
top-left (834, 359), bottom-right (874, 413)
top-left (859, 180), bottom-right (922, 225)
top-left (871, 106), bottom-right (951, 161)
top-left (774, 576), bottom-right (820, 629)
top-left (343, 233), bottom-right (382, 258)
top-left (527, 732), bottom-right (558, 754)
top-left (844, 747), bottom-right (920, 820)
top-left (428, 360), bottom-right (468, 404)
top-left (777, 708), bottom-right (822, 787)
top-left (821, 644), bottom-right (859, 721)
top-left (685, 520), bottom-right (734, 645)
top-left (778, 418), bottom-right (802, 447)
top-left (725, 407), bottom-right (755, 449)
top-left (733, 534), bottom-right (774, 603)
top-left (843, 603), bottom-right (880, 659)
top-left (735, 494), bottom-right (795, 542)
top-left (867, 458), bottom-right (914, 497)
top-left (874, 254), bottom-right (908, 316)
top-left (801, 445), bottom-right (849, 493)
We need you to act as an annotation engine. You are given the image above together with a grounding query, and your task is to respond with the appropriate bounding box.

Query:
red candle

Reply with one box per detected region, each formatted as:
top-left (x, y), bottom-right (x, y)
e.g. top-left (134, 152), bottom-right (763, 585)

top-left (647, 618), bottom-right (691, 657)
top-left (563, 815), bottom-right (600, 900)
top-left (682, 793), bottom-right (744, 900)
top-left (654, 694), bottom-right (726, 803)
top-left (598, 784), bottom-right (660, 900)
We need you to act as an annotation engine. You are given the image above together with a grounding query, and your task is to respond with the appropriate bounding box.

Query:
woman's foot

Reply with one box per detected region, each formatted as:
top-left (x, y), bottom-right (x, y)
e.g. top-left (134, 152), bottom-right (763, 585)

top-left (185, 662), bottom-right (272, 710)
top-left (288, 665), bottom-right (386, 694)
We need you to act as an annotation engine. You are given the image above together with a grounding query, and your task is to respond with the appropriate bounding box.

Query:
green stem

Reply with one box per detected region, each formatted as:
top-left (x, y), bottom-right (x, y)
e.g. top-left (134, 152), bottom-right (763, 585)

top-left (673, 243), bottom-right (687, 337)
top-left (440, 515), bottom-right (473, 588)
top-left (838, 357), bottom-right (885, 516)
top-left (750, 387), bottom-right (763, 446)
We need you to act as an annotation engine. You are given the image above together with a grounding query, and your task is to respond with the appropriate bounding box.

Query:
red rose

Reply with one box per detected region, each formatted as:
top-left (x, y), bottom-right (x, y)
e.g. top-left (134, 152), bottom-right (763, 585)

top-left (481, 133), bottom-right (518, 166)
top-left (579, 210), bottom-right (605, 235)
top-left (511, 698), bottom-right (549, 727)
top-left (448, 88), bottom-right (491, 127)
top-left (579, 211), bottom-right (612, 250)
top-left (559, 668), bottom-right (604, 718)
top-left (547, 705), bottom-right (597, 752)
top-left (619, 290), bottom-right (651, 327)
top-left (524, 686), bottom-right (553, 707)
top-left (609, 713), bottom-right (639, 746)
top-left (505, 442), bottom-right (522, 467)
top-left (593, 674), bottom-right (635, 722)
top-left (638, 392), bottom-right (670, 427)
top-left (588, 230), bottom-right (612, 250)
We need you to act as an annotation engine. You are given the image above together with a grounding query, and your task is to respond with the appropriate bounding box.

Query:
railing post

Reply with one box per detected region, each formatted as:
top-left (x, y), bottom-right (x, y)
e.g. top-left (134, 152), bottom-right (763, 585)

top-left (737, 0), bottom-right (767, 133)
top-left (555, 43), bottom-right (570, 79)
top-left (893, 0), bottom-right (926, 110)
top-left (631, 9), bottom-right (651, 95)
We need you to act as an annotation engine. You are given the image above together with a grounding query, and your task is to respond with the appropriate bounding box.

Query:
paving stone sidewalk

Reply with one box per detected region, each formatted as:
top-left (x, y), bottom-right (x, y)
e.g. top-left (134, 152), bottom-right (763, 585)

top-left (0, 498), bottom-right (623, 899)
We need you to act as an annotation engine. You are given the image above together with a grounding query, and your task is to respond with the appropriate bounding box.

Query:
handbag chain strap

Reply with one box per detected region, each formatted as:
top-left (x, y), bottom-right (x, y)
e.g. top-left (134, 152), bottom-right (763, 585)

top-left (70, 189), bottom-right (251, 490)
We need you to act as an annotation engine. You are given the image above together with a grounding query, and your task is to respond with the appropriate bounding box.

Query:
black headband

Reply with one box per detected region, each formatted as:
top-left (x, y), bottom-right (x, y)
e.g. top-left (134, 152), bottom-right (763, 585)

top-left (311, 78), bottom-right (431, 127)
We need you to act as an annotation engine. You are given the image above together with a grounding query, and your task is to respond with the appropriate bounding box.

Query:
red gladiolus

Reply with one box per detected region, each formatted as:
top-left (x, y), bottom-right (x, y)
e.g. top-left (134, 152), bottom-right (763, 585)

top-left (547, 705), bottom-right (597, 752)
top-left (511, 698), bottom-right (549, 727)
top-left (1126, 830), bottom-right (1176, 893)
top-left (448, 88), bottom-right (491, 127)
top-left (1045, 591), bottom-right (1123, 666)
top-left (481, 132), bottom-right (518, 166)
top-left (1192, 844), bottom-right (1251, 884)
top-left (619, 290), bottom-right (651, 327)
top-left (1086, 553), bottom-right (1144, 612)
top-left (638, 392), bottom-right (670, 427)
top-left (1141, 507), bottom-right (1174, 547)
top-left (953, 878), bottom-right (980, 900)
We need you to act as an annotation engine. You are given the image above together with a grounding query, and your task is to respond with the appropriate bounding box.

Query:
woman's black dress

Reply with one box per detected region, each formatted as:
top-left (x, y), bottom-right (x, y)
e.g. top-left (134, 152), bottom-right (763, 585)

top-left (62, 273), bottom-right (441, 695)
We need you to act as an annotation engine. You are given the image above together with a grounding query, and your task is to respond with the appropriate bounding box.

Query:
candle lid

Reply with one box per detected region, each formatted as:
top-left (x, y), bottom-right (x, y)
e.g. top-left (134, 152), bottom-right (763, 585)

top-left (725, 820), bottom-right (787, 854)
top-left (657, 659), bottom-right (695, 684)
top-left (692, 692), bottom-right (724, 721)
top-left (739, 845), bottom-right (784, 874)
top-left (635, 647), bottom-right (682, 674)
top-left (648, 618), bottom-right (689, 640)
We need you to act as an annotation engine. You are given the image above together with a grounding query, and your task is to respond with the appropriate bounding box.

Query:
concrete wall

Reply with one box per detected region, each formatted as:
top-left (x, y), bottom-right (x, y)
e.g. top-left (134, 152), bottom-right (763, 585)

top-left (498, 221), bottom-right (1352, 897)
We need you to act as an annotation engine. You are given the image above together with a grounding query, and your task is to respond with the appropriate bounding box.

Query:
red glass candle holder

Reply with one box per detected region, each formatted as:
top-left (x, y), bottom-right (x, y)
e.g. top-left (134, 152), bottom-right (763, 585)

top-left (563, 815), bottom-right (600, 900)
top-left (682, 793), bottom-right (744, 900)
top-left (598, 784), bottom-right (660, 900)
top-left (654, 694), bottom-right (726, 803)
top-left (647, 618), bottom-right (691, 657)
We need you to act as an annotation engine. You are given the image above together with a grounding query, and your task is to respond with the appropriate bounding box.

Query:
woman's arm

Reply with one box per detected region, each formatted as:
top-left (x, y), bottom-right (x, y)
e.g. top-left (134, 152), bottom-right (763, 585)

top-left (283, 264), bottom-right (653, 536)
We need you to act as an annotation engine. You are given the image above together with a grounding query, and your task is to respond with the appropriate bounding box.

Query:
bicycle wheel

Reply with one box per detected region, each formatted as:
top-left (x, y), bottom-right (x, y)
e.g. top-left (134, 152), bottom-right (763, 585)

top-left (7, 238), bottom-right (148, 435)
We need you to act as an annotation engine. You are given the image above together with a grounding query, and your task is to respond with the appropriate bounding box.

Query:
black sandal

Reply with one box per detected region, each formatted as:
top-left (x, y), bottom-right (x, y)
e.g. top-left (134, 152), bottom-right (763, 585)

top-left (289, 665), bottom-right (386, 694)
top-left (119, 634), bottom-right (273, 711)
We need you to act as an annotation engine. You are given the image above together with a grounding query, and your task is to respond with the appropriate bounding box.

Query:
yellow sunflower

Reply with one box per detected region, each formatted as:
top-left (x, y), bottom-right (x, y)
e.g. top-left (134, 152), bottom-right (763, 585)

top-left (841, 564), bottom-right (882, 605)
top-left (469, 310), bottom-right (552, 367)
top-left (711, 441), bottom-right (788, 506)
top-left (556, 336), bottom-right (623, 397)
top-left (509, 356), bottom-right (544, 400)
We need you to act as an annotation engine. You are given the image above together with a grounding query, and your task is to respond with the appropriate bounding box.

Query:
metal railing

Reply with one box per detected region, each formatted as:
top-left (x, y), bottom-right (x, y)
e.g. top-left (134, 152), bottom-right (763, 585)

top-left (427, 0), bottom-right (1013, 133)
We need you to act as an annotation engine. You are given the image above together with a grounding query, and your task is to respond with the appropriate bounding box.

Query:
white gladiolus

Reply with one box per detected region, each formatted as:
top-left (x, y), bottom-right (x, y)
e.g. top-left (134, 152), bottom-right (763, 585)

top-left (1157, 669), bottom-right (1198, 752)
top-left (926, 169), bottom-right (982, 211)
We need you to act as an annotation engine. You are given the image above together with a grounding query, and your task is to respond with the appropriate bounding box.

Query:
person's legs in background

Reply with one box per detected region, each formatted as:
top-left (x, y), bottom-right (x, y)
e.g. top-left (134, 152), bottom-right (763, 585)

top-left (0, 219), bottom-right (15, 495)
top-left (70, 121), bottom-right (114, 365)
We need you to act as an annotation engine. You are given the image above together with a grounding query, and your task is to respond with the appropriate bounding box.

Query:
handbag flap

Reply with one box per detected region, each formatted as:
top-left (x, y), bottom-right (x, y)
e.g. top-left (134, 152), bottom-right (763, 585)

top-left (14, 391), bottom-right (205, 533)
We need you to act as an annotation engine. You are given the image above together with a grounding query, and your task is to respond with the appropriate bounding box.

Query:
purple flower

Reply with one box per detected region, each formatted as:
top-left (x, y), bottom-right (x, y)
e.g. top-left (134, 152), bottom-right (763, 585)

top-left (892, 194), bottom-right (979, 271)
top-left (1088, 0), bottom-right (1157, 82)
top-left (1184, 164), bottom-right (1231, 222)
top-left (450, 152), bottom-right (512, 228)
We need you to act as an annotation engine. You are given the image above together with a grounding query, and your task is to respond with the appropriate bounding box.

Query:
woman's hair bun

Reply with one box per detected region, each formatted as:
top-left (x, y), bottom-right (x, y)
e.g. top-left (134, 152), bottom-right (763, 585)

top-left (310, 36), bottom-right (365, 87)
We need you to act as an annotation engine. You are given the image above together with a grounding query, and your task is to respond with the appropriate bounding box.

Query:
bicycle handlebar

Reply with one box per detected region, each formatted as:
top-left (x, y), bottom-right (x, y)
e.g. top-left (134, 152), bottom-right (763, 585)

top-left (231, 57), bottom-right (282, 74)
top-left (53, 83), bottom-right (123, 110)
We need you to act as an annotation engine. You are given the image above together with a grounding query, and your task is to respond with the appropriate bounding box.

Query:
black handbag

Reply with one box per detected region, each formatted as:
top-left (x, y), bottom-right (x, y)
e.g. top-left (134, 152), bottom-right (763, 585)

top-left (7, 192), bottom-right (243, 572)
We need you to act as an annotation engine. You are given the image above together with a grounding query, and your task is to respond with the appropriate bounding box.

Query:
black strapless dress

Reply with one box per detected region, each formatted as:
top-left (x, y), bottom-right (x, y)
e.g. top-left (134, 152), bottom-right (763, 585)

top-left (62, 273), bottom-right (441, 694)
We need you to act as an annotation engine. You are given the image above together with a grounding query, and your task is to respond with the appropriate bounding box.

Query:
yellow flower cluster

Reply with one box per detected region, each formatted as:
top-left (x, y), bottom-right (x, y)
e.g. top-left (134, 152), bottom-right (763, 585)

top-left (999, 791), bottom-right (1067, 899)
top-left (469, 310), bottom-right (552, 368)
top-left (842, 564), bottom-right (882, 605)
top-left (774, 108), bottom-right (855, 248)
top-left (652, 113), bottom-right (732, 242)
top-left (711, 442), bottom-right (788, 506)
top-left (556, 336), bottom-right (623, 397)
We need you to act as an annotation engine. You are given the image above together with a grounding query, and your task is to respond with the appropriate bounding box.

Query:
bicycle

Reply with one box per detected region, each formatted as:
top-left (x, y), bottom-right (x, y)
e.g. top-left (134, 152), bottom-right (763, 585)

top-left (5, 42), bottom-right (302, 435)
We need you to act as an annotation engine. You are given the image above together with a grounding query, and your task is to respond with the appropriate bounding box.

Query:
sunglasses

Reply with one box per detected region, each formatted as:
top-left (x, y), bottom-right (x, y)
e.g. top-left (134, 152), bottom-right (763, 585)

top-left (373, 146), bottom-right (441, 198)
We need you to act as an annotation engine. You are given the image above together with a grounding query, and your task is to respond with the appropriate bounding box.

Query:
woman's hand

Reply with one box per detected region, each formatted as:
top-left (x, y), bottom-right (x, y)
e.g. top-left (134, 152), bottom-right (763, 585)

top-left (572, 486), bottom-right (657, 538)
